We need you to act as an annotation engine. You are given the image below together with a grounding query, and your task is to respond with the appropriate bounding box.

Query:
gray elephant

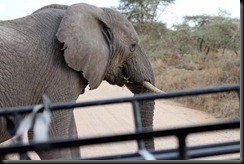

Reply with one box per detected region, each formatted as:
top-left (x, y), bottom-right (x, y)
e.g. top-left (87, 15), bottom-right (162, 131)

top-left (0, 3), bottom-right (162, 159)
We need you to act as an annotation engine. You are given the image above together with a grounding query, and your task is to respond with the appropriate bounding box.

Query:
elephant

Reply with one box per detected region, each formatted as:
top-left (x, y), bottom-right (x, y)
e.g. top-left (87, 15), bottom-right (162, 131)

top-left (0, 3), bottom-right (162, 160)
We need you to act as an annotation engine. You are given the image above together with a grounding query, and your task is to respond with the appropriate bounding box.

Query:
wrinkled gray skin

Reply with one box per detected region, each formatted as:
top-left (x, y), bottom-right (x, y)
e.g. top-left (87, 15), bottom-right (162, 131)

top-left (0, 3), bottom-right (155, 159)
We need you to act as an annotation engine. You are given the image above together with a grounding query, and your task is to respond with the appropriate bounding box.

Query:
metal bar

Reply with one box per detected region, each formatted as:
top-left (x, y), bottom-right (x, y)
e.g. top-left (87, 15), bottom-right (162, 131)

top-left (131, 100), bottom-right (144, 150)
top-left (73, 141), bottom-right (240, 160)
top-left (188, 141), bottom-right (240, 159)
top-left (0, 84), bottom-right (240, 160)
top-left (236, 89), bottom-right (240, 102)
top-left (0, 84), bottom-right (240, 116)
top-left (0, 119), bottom-right (239, 155)
top-left (131, 100), bottom-right (156, 160)
top-left (178, 134), bottom-right (188, 159)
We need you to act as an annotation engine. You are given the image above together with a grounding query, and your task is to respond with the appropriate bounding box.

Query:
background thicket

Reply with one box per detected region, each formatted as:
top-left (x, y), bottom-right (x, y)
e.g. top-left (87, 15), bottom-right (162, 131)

top-left (116, 0), bottom-right (240, 118)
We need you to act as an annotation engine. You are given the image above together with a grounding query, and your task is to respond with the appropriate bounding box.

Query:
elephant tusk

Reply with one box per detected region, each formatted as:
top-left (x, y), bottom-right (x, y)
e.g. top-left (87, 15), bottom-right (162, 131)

top-left (141, 81), bottom-right (166, 93)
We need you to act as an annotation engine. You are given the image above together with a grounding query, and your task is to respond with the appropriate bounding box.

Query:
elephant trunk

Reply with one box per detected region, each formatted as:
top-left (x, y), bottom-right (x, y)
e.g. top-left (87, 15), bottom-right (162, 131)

top-left (126, 82), bottom-right (155, 150)
top-left (122, 47), bottom-right (165, 150)
top-left (138, 95), bottom-right (155, 150)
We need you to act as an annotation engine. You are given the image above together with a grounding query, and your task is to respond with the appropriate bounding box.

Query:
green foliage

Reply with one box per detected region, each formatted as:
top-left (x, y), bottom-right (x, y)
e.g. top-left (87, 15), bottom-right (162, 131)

top-left (116, 1), bottom-right (240, 55)
top-left (117, 0), bottom-right (175, 24)
top-left (135, 13), bottom-right (240, 56)
top-left (182, 12), bottom-right (240, 54)
top-left (116, 2), bottom-right (240, 118)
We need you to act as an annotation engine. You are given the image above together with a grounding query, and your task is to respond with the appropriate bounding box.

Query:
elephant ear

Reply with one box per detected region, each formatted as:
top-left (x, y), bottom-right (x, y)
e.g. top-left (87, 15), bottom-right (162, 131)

top-left (56, 3), bottom-right (111, 90)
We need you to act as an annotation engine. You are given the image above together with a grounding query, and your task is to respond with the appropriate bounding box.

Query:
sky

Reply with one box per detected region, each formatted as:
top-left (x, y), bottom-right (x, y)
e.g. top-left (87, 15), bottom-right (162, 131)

top-left (0, 0), bottom-right (240, 28)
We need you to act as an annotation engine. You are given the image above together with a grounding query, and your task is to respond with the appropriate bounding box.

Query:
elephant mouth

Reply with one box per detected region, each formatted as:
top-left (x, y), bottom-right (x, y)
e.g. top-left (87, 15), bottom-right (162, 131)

top-left (105, 65), bottom-right (164, 93)
top-left (105, 67), bottom-right (125, 87)
top-left (121, 67), bottom-right (164, 93)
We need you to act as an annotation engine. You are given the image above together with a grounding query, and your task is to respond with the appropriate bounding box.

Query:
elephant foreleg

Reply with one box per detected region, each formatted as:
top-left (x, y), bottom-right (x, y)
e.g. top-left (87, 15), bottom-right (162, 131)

top-left (69, 112), bottom-right (81, 158)
top-left (27, 110), bottom-right (80, 160)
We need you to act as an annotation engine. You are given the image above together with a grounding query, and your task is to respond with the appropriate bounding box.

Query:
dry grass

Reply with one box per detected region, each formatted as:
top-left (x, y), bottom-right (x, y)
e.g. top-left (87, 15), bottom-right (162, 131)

top-left (136, 22), bottom-right (240, 118)
top-left (150, 50), bottom-right (240, 118)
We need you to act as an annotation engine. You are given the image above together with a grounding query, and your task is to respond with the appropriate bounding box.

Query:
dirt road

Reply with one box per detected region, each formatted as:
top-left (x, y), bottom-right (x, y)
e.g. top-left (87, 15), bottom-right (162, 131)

top-left (2, 81), bottom-right (240, 160)
top-left (76, 81), bottom-right (240, 160)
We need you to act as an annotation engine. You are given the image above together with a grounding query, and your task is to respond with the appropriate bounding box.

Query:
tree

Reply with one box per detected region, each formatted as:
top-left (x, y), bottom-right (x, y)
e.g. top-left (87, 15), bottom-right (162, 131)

top-left (183, 11), bottom-right (240, 54)
top-left (117, 0), bottom-right (175, 24)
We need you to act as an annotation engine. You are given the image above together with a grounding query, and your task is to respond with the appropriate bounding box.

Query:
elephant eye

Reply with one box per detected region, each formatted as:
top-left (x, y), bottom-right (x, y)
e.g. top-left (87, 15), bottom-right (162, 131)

top-left (130, 42), bottom-right (137, 52)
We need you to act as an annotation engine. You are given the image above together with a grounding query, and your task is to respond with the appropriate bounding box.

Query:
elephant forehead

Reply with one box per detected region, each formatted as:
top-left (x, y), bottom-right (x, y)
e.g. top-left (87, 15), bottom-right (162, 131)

top-left (103, 7), bottom-right (139, 40)
top-left (116, 24), bottom-right (139, 43)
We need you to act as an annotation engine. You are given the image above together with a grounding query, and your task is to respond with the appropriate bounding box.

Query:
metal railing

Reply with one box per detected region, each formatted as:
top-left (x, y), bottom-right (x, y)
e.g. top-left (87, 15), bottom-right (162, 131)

top-left (0, 84), bottom-right (240, 160)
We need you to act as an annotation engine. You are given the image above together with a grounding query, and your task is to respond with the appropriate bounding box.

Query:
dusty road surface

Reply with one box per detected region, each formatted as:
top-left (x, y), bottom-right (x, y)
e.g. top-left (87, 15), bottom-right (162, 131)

top-left (1, 81), bottom-right (240, 160)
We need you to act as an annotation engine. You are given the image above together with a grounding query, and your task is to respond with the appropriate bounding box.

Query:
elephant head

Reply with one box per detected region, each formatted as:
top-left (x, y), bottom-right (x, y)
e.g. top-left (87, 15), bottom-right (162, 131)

top-left (56, 3), bottom-right (161, 150)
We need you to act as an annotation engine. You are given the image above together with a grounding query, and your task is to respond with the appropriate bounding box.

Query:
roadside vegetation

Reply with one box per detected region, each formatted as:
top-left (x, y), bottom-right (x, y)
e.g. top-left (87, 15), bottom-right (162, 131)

top-left (117, 0), bottom-right (240, 118)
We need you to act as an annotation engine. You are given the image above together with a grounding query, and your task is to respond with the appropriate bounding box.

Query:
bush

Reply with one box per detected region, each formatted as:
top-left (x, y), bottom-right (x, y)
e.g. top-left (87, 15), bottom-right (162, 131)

top-left (134, 14), bottom-right (240, 118)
